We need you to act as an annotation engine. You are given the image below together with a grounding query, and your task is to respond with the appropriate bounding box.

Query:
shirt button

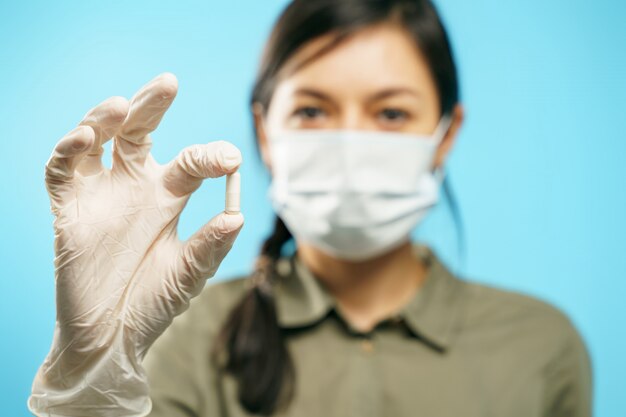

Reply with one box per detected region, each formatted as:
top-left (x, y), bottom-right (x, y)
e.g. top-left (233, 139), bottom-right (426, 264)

top-left (361, 339), bottom-right (374, 354)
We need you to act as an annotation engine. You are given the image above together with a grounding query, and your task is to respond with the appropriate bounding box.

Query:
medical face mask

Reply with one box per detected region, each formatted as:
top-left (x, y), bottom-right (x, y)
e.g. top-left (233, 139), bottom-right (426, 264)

top-left (267, 117), bottom-right (451, 261)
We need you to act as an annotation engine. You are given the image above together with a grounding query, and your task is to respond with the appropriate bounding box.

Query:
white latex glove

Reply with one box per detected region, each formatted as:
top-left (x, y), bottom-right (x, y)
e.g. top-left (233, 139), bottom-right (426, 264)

top-left (28, 73), bottom-right (244, 417)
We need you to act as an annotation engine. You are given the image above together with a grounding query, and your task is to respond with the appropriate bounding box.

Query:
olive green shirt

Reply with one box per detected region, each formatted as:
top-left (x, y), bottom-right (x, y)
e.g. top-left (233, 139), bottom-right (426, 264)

top-left (143, 245), bottom-right (592, 417)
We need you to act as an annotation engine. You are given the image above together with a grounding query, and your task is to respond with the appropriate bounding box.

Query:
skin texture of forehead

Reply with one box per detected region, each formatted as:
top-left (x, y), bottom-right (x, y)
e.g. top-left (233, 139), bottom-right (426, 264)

top-left (267, 22), bottom-right (441, 124)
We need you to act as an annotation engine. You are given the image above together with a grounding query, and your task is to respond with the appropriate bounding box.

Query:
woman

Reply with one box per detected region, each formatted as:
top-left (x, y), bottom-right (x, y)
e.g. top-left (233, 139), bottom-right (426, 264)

top-left (29, 0), bottom-right (592, 416)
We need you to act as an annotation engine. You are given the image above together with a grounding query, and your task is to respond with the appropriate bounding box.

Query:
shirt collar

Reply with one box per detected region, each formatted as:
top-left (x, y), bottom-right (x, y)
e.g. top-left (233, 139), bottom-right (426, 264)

top-left (273, 244), bottom-right (467, 351)
top-left (398, 245), bottom-right (467, 351)
top-left (274, 253), bottom-right (334, 327)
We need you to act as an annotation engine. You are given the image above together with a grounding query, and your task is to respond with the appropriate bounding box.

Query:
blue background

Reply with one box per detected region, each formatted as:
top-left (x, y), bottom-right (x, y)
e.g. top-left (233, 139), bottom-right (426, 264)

top-left (1, 0), bottom-right (624, 415)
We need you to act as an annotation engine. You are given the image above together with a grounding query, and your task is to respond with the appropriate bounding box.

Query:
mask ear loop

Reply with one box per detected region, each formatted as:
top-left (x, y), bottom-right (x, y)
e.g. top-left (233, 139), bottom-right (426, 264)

top-left (430, 114), bottom-right (454, 181)
top-left (433, 115), bottom-right (453, 144)
top-left (433, 165), bottom-right (446, 184)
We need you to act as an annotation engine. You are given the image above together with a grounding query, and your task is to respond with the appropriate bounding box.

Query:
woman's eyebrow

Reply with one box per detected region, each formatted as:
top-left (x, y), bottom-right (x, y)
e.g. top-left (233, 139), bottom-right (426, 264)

top-left (367, 87), bottom-right (422, 102)
top-left (293, 88), bottom-right (340, 111)
top-left (293, 87), bottom-right (422, 103)
top-left (294, 88), bottom-right (333, 102)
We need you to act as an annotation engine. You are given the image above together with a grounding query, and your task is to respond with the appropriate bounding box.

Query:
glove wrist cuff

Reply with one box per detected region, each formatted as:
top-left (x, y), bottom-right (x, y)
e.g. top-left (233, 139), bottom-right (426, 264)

top-left (29, 324), bottom-right (151, 417)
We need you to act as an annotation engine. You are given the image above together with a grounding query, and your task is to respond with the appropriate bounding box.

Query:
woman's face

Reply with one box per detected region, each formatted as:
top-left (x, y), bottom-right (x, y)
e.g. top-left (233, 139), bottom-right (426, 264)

top-left (254, 22), bottom-right (463, 170)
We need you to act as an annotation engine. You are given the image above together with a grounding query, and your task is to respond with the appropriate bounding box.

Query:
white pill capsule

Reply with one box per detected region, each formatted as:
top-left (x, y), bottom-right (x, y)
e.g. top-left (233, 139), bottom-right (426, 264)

top-left (225, 171), bottom-right (241, 214)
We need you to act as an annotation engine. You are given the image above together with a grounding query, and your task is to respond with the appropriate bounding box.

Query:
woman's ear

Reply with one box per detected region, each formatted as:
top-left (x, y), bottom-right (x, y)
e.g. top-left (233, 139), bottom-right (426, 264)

top-left (252, 103), bottom-right (273, 172)
top-left (434, 104), bottom-right (464, 169)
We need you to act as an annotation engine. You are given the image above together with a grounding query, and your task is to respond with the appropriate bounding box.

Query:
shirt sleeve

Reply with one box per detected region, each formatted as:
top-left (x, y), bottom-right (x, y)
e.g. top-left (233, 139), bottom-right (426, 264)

top-left (142, 289), bottom-right (223, 417)
top-left (542, 318), bottom-right (593, 417)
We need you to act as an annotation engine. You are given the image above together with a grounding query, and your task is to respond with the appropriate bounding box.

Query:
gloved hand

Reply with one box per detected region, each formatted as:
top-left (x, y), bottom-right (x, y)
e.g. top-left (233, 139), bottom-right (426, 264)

top-left (28, 73), bottom-right (244, 417)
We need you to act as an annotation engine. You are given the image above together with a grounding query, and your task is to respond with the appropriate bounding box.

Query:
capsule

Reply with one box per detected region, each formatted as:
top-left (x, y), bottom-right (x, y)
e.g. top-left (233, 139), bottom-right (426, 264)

top-left (225, 171), bottom-right (241, 214)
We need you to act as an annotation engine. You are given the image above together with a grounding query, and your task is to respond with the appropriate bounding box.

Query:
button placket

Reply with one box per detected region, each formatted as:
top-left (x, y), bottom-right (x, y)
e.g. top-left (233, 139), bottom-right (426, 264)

top-left (361, 338), bottom-right (374, 354)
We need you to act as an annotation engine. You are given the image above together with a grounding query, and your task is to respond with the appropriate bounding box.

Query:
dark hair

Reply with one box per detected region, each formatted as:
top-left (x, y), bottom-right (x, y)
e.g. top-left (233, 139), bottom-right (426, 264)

top-left (213, 0), bottom-right (460, 414)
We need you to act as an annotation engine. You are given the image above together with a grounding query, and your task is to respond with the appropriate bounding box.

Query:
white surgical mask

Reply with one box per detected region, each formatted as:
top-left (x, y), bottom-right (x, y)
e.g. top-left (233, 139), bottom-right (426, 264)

top-left (267, 117), bottom-right (451, 261)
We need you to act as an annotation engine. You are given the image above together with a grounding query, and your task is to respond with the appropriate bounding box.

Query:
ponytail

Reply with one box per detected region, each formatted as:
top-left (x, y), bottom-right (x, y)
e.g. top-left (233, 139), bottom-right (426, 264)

top-left (213, 215), bottom-right (295, 415)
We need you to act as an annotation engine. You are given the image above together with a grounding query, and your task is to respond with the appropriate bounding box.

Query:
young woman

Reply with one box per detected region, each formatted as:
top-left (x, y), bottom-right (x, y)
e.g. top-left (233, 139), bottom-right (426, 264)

top-left (29, 0), bottom-right (592, 416)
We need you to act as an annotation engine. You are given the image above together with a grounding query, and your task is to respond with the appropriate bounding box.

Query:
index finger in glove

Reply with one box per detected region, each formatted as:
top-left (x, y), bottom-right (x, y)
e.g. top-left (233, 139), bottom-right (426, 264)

top-left (44, 125), bottom-right (95, 211)
top-left (112, 73), bottom-right (178, 175)
top-left (77, 96), bottom-right (129, 176)
top-left (162, 140), bottom-right (242, 197)
top-left (119, 73), bottom-right (178, 144)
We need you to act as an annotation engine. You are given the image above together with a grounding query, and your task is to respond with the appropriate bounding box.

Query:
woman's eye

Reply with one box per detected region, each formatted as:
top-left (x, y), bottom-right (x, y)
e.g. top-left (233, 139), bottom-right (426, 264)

top-left (294, 106), bottom-right (325, 119)
top-left (378, 108), bottom-right (409, 122)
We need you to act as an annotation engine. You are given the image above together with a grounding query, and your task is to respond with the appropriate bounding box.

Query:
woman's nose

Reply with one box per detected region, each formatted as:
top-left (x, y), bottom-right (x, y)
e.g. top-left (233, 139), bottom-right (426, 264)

top-left (337, 107), bottom-right (373, 131)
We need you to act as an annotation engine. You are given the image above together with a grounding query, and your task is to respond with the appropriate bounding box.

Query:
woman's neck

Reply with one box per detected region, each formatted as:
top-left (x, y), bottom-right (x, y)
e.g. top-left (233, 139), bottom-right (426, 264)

top-left (296, 241), bottom-right (427, 332)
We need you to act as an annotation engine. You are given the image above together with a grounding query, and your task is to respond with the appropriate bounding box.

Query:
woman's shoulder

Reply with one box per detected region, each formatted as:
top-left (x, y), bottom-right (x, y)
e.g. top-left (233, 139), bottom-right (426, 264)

top-left (463, 279), bottom-right (569, 321)
top-left (457, 278), bottom-right (592, 409)
top-left (459, 277), bottom-right (588, 355)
